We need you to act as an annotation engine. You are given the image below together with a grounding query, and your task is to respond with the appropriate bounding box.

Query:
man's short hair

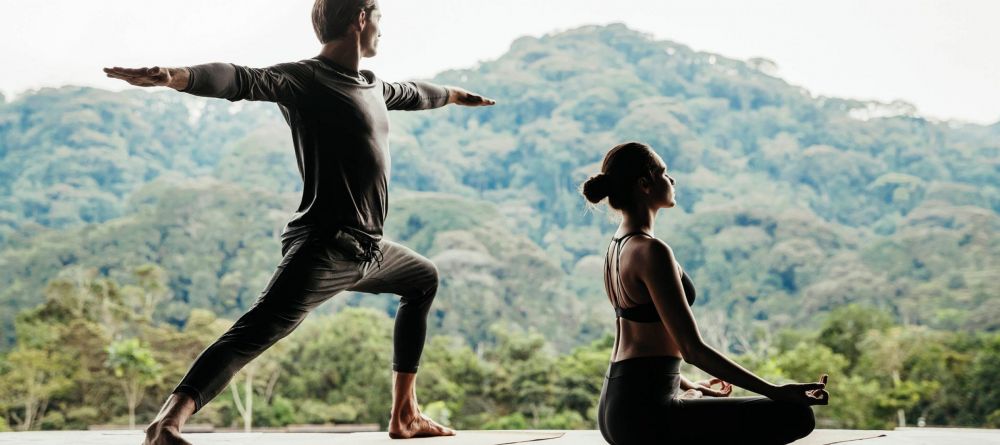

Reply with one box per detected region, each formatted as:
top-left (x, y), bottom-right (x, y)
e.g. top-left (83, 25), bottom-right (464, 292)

top-left (312, 0), bottom-right (377, 43)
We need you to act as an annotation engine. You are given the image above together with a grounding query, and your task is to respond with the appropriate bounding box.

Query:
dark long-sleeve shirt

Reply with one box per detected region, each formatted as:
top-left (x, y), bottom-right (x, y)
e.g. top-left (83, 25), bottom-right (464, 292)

top-left (181, 57), bottom-right (450, 243)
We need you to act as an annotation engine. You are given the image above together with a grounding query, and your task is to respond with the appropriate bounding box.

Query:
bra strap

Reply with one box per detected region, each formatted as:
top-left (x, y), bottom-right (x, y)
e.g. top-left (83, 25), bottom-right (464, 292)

top-left (612, 231), bottom-right (652, 309)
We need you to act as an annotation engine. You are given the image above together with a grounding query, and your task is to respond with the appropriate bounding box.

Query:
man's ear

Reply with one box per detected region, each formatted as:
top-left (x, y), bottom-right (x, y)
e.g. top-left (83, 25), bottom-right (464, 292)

top-left (356, 8), bottom-right (368, 33)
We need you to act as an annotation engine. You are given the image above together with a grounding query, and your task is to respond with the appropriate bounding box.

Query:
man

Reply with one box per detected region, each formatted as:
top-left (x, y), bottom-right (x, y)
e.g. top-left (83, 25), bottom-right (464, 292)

top-left (104, 0), bottom-right (493, 443)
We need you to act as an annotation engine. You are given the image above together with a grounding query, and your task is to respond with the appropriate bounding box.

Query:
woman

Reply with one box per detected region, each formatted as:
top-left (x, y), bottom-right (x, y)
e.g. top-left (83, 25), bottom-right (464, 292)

top-left (582, 142), bottom-right (829, 445)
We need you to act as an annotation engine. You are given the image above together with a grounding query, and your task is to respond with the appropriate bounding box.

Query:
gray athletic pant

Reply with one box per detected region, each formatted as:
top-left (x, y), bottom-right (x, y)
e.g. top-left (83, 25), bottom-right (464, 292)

top-left (172, 230), bottom-right (438, 412)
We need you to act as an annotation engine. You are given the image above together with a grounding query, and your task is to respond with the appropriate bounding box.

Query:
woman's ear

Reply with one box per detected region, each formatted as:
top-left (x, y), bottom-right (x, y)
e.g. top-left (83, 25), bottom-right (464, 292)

top-left (637, 176), bottom-right (651, 194)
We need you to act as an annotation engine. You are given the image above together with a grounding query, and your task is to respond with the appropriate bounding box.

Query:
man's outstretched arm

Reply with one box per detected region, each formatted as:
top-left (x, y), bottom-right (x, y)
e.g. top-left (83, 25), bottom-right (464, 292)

top-left (383, 80), bottom-right (495, 111)
top-left (104, 63), bottom-right (313, 104)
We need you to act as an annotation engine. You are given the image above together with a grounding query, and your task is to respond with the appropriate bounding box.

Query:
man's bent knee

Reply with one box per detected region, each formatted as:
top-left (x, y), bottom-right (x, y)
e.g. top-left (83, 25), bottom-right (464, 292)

top-left (424, 261), bottom-right (439, 292)
top-left (408, 258), bottom-right (439, 298)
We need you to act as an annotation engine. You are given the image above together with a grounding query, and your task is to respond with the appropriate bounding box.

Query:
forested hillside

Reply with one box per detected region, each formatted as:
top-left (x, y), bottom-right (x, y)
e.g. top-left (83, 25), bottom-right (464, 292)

top-left (0, 25), bottom-right (997, 430)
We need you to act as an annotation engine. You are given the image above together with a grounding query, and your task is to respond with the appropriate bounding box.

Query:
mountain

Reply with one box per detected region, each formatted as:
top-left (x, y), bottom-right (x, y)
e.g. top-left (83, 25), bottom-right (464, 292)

top-left (0, 24), bottom-right (997, 349)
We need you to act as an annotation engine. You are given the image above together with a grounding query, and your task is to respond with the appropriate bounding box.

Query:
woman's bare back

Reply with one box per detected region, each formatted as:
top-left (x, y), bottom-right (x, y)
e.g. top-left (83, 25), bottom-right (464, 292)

top-left (607, 234), bottom-right (685, 362)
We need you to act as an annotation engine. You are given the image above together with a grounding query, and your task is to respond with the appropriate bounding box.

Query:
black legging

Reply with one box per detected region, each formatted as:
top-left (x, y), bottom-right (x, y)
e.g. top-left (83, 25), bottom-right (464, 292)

top-left (173, 230), bottom-right (438, 412)
top-left (598, 356), bottom-right (815, 445)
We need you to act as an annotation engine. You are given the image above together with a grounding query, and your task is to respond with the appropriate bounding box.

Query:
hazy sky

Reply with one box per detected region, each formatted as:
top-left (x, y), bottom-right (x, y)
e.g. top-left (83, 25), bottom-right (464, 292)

top-left (2, 0), bottom-right (998, 124)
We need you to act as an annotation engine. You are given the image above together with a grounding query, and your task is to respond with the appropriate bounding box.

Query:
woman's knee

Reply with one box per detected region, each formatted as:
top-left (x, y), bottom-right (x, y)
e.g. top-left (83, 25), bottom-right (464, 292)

top-left (787, 403), bottom-right (816, 439)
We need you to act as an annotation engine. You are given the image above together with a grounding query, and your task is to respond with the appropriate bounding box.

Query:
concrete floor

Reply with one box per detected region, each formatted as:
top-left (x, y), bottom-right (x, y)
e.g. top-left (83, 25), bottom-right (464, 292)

top-left (2, 428), bottom-right (998, 445)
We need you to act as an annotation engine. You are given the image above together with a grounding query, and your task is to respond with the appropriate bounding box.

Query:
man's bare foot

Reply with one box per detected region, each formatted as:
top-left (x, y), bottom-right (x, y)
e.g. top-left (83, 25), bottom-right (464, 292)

top-left (388, 412), bottom-right (456, 439)
top-left (141, 420), bottom-right (192, 445)
top-left (388, 372), bottom-right (454, 438)
top-left (141, 393), bottom-right (196, 445)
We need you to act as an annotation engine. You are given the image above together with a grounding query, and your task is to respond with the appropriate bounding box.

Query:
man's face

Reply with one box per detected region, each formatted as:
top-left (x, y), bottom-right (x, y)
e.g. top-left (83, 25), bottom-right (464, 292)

top-left (361, 2), bottom-right (382, 58)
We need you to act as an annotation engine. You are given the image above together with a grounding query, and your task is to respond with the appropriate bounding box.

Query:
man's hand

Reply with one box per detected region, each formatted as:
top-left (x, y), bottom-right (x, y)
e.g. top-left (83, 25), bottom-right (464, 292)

top-left (693, 378), bottom-right (733, 397)
top-left (447, 86), bottom-right (495, 106)
top-left (103, 66), bottom-right (190, 90)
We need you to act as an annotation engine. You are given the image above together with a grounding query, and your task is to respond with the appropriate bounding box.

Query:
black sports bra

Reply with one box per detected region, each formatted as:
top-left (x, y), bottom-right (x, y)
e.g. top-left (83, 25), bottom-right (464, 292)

top-left (605, 232), bottom-right (696, 323)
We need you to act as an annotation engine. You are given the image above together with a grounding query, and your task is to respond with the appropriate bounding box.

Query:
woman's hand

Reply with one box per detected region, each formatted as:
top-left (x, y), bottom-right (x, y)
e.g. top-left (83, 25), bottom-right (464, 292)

top-left (693, 378), bottom-right (733, 397)
top-left (679, 389), bottom-right (703, 399)
top-left (767, 374), bottom-right (830, 406)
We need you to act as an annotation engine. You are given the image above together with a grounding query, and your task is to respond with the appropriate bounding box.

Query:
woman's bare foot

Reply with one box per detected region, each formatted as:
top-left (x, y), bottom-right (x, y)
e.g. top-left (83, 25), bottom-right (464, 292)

top-left (141, 420), bottom-right (192, 445)
top-left (388, 412), bottom-right (456, 439)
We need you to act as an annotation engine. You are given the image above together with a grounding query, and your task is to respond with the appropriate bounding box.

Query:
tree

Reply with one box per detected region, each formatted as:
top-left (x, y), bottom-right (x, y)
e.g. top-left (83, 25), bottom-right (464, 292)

top-left (123, 264), bottom-right (171, 324)
top-left (106, 339), bottom-right (162, 429)
top-left (1, 23), bottom-right (999, 431)
top-left (0, 347), bottom-right (71, 430)
top-left (965, 334), bottom-right (1000, 426)
top-left (278, 308), bottom-right (394, 427)
top-left (818, 305), bottom-right (893, 372)
top-left (553, 335), bottom-right (612, 424)
top-left (481, 326), bottom-right (558, 427)
top-left (228, 341), bottom-right (286, 431)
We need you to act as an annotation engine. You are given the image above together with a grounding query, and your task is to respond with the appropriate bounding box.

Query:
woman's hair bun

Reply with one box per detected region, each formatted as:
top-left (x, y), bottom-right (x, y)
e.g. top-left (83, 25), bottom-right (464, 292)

top-left (582, 173), bottom-right (611, 203)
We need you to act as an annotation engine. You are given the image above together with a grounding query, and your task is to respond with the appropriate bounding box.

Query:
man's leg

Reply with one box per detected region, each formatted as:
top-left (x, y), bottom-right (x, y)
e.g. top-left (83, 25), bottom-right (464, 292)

top-left (348, 240), bottom-right (454, 438)
top-left (144, 235), bottom-right (364, 445)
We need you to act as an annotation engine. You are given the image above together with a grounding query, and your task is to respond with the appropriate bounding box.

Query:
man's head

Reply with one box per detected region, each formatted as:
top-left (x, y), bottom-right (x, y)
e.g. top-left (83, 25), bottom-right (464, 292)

top-left (312, 0), bottom-right (382, 56)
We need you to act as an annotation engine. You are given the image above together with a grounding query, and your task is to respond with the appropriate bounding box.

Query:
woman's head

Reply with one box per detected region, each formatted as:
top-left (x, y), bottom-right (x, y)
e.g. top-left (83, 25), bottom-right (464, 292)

top-left (581, 142), bottom-right (676, 212)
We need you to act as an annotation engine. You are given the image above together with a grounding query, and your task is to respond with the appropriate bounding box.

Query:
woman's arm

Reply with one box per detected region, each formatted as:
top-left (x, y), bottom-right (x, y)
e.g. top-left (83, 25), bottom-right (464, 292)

top-left (638, 239), bottom-right (827, 405)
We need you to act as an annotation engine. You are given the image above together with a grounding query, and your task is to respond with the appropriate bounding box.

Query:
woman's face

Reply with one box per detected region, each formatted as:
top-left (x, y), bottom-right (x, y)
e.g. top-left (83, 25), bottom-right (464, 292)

top-left (648, 154), bottom-right (676, 209)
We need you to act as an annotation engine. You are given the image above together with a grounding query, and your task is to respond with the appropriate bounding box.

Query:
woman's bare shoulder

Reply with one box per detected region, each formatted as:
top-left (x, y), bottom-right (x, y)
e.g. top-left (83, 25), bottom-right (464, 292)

top-left (627, 236), bottom-right (675, 267)
top-left (631, 235), bottom-right (672, 254)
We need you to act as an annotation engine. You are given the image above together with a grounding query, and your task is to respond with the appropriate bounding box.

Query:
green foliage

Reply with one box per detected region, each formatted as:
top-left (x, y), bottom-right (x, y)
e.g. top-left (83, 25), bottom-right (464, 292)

top-left (966, 335), bottom-right (1000, 424)
top-left (482, 412), bottom-right (528, 430)
top-left (553, 336), bottom-right (613, 421)
top-left (39, 411), bottom-right (65, 430)
top-left (0, 87), bottom-right (278, 236)
top-left (106, 338), bottom-right (161, 382)
top-left (416, 336), bottom-right (489, 429)
top-left (818, 305), bottom-right (893, 371)
top-left (3, 280), bottom-right (1000, 429)
top-left (0, 346), bottom-right (74, 430)
top-left (422, 401), bottom-right (451, 427)
top-left (289, 399), bottom-right (348, 424)
top-left (774, 343), bottom-right (848, 381)
top-left (0, 24), bottom-right (997, 430)
top-left (2, 25), bottom-right (996, 347)
top-left (277, 308), bottom-right (394, 427)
